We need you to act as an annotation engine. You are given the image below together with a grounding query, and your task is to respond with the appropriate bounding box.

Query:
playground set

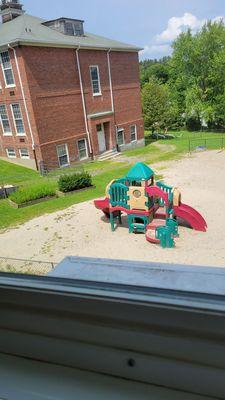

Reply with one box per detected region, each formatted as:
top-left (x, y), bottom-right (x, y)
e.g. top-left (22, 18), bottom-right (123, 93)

top-left (94, 162), bottom-right (207, 248)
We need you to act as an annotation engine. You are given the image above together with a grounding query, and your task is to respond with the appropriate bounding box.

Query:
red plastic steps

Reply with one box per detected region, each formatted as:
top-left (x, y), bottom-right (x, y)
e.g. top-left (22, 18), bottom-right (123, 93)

top-left (145, 219), bottom-right (165, 244)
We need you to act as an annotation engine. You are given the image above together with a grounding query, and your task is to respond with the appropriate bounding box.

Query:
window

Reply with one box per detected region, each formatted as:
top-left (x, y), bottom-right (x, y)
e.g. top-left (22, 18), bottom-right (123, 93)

top-left (0, 104), bottom-right (11, 135)
top-left (0, 51), bottom-right (15, 87)
top-left (117, 128), bottom-right (124, 146)
top-left (11, 103), bottom-right (25, 135)
top-left (57, 144), bottom-right (69, 167)
top-left (77, 139), bottom-right (88, 160)
top-left (6, 148), bottom-right (16, 158)
top-left (64, 22), bottom-right (74, 35)
top-left (130, 125), bottom-right (137, 142)
top-left (19, 148), bottom-right (30, 159)
top-left (90, 66), bottom-right (101, 96)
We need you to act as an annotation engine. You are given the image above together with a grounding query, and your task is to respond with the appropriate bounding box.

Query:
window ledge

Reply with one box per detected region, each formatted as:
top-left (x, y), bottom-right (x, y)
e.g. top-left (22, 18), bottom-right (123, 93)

top-left (5, 84), bottom-right (16, 89)
top-left (16, 133), bottom-right (26, 137)
top-left (3, 133), bottom-right (13, 136)
top-left (93, 93), bottom-right (102, 97)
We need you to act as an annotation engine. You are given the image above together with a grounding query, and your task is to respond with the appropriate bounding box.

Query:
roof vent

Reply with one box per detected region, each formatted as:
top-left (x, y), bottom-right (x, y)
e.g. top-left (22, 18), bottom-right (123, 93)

top-left (0, 0), bottom-right (25, 23)
top-left (43, 17), bottom-right (84, 37)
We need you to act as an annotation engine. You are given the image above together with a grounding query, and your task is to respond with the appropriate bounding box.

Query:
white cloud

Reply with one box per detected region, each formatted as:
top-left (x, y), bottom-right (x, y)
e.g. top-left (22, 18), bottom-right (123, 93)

top-left (140, 44), bottom-right (172, 59)
top-left (141, 13), bottom-right (225, 60)
top-left (156, 12), bottom-right (206, 43)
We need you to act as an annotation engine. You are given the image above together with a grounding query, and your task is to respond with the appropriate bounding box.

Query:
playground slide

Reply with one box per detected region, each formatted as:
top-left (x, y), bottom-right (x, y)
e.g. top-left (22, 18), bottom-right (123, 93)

top-left (94, 197), bottom-right (110, 216)
top-left (145, 186), bottom-right (169, 206)
top-left (173, 203), bottom-right (207, 232)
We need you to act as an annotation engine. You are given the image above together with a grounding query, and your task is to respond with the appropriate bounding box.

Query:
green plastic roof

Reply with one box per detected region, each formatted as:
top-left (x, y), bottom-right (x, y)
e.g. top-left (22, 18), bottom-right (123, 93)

top-left (125, 162), bottom-right (154, 181)
top-left (0, 14), bottom-right (142, 51)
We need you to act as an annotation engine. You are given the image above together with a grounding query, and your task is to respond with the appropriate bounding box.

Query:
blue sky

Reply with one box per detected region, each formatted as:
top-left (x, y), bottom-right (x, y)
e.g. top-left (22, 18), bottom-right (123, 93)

top-left (23, 0), bottom-right (225, 59)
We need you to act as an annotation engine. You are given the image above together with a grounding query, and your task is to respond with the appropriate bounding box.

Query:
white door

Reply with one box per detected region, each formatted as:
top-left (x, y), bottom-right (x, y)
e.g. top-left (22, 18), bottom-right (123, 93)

top-left (97, 124), bottom-right (106, 153)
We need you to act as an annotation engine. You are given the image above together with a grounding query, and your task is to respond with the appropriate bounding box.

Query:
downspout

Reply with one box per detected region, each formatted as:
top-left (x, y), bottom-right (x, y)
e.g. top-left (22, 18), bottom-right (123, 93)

top-left (8, 44), bottom-right (38, 170)
top-left (75, 46), bottom-right (92, 155)
top-left (107, 48), bottom-right (118, 150)
top-left (107, 49), bottom-right (114, 113)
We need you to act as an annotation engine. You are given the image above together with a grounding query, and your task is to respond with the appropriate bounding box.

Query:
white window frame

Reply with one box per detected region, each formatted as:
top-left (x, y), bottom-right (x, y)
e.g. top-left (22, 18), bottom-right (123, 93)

top-left (0, 51), bottom-right (15, 88)
top-left (117, 128), bottom-right (124, 146)
top-left (6, 147), bottom-right (16, 158)
top-left (19, 148), bottom-right (30, 159)
top-left (90, 65), bottom-right (101, 96)
top-left (10, 103), bottom-right (26, 136)
top-left (56, 143), bottom-right (70, 167)
top-left (77, 138), bottom-right (88, 161)
top-left (0, 104), bottom-right (12, 136)
top-left (130, 125), bottom-right (137, 142)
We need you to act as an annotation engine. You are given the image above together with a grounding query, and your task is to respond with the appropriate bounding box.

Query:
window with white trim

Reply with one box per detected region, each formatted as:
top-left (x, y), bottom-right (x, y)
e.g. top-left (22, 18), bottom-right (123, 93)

top-left (0, 104), bottom-right (11, 135)
top-left (57, 144), bottom-right (69, 167)
top-left (6, 148), bottom-right (16, 158)
top-left (19, 148), bottom-right (30, 159)
top-left (11, 103), bottom-right (25, 135)
top-left (130, 125), bottom-right (137, 142)
top-left (90, 66), bottom-right (101, 96)
top-left (117, 128), bottom-right (124, 146)
top-left (77, 138), bottom-right (88, 160)
top-left (0, 51), bottom-right (15, 87)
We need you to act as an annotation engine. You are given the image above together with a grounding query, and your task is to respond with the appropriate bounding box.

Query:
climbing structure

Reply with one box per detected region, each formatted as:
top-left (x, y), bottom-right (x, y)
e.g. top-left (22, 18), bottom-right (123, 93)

top-left (94, 162), bottom-right (207, 248)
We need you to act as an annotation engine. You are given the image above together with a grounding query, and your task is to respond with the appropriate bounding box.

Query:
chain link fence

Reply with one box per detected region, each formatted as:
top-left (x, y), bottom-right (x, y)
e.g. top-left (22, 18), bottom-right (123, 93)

top-left (189, 136), bottom-right (225, 153)
top-left (0, 257), bottom-right (56, 276)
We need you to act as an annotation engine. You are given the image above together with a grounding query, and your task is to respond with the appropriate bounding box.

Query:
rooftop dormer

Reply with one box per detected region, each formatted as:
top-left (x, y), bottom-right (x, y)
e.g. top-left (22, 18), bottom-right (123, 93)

top-left (43, 17), bottom-right (85, 37)
top-left (0, 0), bottom-right (25, 23)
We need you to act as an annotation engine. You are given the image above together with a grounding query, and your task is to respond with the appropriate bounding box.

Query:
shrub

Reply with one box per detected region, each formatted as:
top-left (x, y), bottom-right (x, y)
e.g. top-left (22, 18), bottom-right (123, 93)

top-left (9, 182), bottom-right (56, 205)
top-left (58, 171), bottom-right (92, 193)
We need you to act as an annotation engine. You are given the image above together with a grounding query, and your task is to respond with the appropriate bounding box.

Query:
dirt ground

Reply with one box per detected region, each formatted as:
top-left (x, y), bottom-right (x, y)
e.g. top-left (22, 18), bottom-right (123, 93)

top-left (0, 150), bottom-right (225, 268)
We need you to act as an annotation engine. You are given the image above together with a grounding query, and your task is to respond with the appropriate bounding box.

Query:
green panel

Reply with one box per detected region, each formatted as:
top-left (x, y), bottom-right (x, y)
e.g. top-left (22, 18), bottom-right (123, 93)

top-left (109, 183), bottom-right (129, 209)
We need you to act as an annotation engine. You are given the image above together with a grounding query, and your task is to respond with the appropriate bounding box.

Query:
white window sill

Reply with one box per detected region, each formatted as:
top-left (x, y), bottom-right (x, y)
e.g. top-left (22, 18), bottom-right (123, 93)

top-left (79, 156), bottom-right (88, 161)
top-left (93, 93), bottom-right (102, 97)
top-left (5, 84), bottom-right (16, 89)
top-left (131, 139), bottom-right (137, 143)
top-left (20, 157), bottom-right (30, 160)
top-left (16, 133), bottom-right (26, 137)
top-left (7, 156), bottom-right (17, 159)
top-left (3, 133), bottom-right (13, 136)
top-left (59, 163), bottom-right (70, 168)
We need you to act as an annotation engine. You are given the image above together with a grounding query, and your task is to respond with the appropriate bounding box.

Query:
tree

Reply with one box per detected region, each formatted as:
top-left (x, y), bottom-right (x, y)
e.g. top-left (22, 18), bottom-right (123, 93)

top-left (142, 79), bottom-right (178, 131)
top-left (168, 20), bottom-right (225, 129)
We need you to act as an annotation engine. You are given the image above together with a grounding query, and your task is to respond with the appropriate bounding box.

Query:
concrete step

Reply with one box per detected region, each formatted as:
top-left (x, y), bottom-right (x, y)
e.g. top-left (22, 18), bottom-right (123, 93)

top-left (98, 149), bottom-right (121, 161)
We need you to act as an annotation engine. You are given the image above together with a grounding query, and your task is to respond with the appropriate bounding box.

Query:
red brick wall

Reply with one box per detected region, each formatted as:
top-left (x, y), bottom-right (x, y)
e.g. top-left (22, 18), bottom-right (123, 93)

top-left (0, 48), bottom-right (41, 164)
top-left (0, 46), bottom-right (144, 167)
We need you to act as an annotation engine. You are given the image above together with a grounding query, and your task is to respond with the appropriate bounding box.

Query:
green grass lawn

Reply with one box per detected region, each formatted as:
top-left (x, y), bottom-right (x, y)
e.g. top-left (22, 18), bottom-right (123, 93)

top-left (0, 130), bottom-right (224, 230)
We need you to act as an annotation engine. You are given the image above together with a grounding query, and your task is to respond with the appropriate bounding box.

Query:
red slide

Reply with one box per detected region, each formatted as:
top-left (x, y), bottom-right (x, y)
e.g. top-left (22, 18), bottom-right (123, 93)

top-left (173, 203), bottom-right (207, 232)
top-left (94, 197), bottom-right (110, 216)
top-left (145, 186), bottom-right (169, 206)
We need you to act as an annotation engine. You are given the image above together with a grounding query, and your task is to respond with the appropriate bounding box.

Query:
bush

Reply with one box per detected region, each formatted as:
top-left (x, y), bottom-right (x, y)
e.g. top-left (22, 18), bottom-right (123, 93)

top-left (9, 182), bottom-right (56, 205)
top-left (58, 171), bottom-right (92, 193)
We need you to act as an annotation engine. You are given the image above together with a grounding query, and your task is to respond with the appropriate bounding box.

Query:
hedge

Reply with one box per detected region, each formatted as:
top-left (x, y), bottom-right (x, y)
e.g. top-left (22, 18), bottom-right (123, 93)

top-left (58, 171), bottom-right (92, 193)
top-left (9, 182), bottom-right (56, 205)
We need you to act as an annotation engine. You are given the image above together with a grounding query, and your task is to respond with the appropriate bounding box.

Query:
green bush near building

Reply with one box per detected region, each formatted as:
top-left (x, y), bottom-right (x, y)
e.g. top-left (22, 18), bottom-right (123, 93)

top-left (58, 171), bottom-right (92, 193)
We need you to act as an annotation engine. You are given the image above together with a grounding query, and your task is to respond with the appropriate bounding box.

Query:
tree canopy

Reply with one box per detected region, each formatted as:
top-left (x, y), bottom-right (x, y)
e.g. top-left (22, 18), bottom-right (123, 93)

top-left (140, 20), bottom-right (225, 131)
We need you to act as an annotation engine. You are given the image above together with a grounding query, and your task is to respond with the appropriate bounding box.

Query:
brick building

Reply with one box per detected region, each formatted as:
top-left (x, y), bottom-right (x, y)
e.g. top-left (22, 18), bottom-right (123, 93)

top-left (0, 1), bottom-right (144, 169)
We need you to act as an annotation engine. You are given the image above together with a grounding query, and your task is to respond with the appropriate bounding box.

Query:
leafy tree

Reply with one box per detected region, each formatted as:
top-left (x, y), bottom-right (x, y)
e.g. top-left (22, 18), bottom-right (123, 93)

top-left (142, 79), bottom-right (178, 131)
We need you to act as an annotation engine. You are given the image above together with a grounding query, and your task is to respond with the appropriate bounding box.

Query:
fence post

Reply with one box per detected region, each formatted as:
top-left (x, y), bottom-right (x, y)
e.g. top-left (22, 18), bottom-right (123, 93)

top-left (188, 139), bottom-right (191, 153)
top-left (222, 137), bottom-right (224, 150)
top-left (204, 139), bottom-right (207, 148)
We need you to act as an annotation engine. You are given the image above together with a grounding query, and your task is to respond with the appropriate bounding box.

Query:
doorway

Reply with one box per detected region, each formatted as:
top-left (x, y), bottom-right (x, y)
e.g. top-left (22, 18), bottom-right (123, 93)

top-left (97, 123), bottom-right (106, 153)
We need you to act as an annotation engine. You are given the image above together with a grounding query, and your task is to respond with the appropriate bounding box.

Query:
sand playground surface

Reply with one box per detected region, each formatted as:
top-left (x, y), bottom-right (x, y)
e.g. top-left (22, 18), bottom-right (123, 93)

top-left (0, 150), bottom-right (225, 269)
